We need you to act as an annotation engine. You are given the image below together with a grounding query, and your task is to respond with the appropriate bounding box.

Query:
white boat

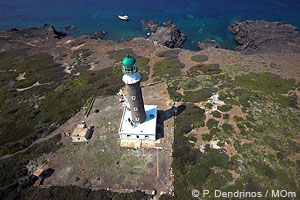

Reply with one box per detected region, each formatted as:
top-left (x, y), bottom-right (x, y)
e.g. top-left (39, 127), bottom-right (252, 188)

top-left (118, 15), bottom-right (129, 21)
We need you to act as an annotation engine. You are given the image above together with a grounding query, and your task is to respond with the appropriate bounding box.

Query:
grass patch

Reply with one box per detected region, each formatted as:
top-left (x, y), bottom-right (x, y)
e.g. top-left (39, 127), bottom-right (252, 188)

top-left (188, 64), bottom-right (222, 76)
top-left (107, 48), bottom-right (135, 62)
top-left (155, 49), bottom-right (180, 58)
top-left (135, 57), bottom-right (150, 82)
top-left (152, 58), bottom-right (185, 81)
top-left (191, 54), bottom-right (208, 62)
top-left (183, 88), bottom-right (217, 103)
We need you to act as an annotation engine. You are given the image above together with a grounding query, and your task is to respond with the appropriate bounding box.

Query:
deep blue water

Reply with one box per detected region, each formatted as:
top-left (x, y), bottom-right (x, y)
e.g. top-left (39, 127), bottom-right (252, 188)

top-left (1, 0), bottom-right (300, 50)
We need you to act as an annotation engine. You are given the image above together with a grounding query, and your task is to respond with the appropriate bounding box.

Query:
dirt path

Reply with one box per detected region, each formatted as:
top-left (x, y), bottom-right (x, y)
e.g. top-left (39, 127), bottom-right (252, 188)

top-left (0, 111), bottom-right (85, 161)
top-left (145, 50), bottom-right (161, 85)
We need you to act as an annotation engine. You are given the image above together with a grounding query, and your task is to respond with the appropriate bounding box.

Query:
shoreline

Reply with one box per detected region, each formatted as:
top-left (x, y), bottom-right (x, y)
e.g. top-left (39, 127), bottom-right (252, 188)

top-left (2, 18), bottom-right (300, 55)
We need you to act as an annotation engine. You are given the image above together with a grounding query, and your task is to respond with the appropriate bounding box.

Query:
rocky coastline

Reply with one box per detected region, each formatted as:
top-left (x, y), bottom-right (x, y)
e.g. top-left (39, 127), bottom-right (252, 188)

top-left (229, 20), bottom-right (300, 54)
top-left (2, 19), bottom-right (300, 53)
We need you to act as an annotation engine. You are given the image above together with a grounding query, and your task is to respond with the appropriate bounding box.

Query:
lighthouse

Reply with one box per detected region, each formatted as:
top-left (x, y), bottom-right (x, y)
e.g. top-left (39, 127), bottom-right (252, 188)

top-left (118, 54), bottom-right (157, 147)
top-left (121, 54), bottom-right (146, 124)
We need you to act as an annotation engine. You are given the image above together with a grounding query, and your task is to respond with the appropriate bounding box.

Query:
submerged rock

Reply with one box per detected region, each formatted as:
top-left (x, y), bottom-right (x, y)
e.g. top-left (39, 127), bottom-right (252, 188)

top-left (149, 21), bottom-right (186, 48)
top-left (229, 20), bottom-right (300, 54)
top-left (64, 25), bottom-right (77, 31)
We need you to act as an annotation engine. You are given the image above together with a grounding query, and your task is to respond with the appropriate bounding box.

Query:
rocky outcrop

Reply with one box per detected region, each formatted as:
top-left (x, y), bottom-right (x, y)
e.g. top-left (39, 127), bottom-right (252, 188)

top-left (229, 20), bottom-right (300, 54)
top-left (141, 20), bottom-right (160, 33)
top-left (64, 25), bottom-right (77, 31)
top-left (90, 30), bottom-right (106, 40)
top-left (197, 39), bottom-right (221, 50)
top-left (148, 21), bottom-right (186, 48)
top-left (0, 24), bottom-right (67, 41)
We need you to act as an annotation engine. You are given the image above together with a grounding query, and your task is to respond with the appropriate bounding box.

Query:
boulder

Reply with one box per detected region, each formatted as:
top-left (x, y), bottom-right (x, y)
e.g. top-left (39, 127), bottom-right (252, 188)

top-left (90, 30), bottom-right (106, 40)
top-left (229, 20), bottom-right (300, 54)
top-left (9, 28), bottom-right (19, 32)
top-left (197, 39), bottom-right (221, 50)
top-left (141, 20), bottom-right (160, 32)
top-left (149, 21), bottom-right (186, 48)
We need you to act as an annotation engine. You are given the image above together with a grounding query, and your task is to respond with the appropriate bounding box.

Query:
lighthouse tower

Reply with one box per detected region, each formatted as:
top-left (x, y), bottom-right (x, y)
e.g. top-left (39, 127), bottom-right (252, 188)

top-left (119, 54), bottom-right (157, 147)
top-left (121, 54), bottom-right (146, 124)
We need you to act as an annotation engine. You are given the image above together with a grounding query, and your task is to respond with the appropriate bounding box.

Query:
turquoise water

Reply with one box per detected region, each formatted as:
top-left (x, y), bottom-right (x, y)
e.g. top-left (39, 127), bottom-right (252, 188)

top-left (1, 0), bottom-right (300, 50)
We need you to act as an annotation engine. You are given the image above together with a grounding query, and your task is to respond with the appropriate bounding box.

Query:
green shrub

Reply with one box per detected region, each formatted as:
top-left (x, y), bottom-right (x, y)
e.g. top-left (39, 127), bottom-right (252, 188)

top-left (235, 72), bottom-right (295, 95)
top-left (223, 113), bottom-right (230, 119)
top-left (202, 134), bottom-right (213, 141)
top-left (175, 104), bottom-right (206, 134)
top-left (206, 119), bottom-right (219, 130)
top-left (218, 105), bottom-right (232, 112)
top-left (252, 161), bottom-right (277, 179)
top-left (205, 103), bottom-right (213, 109)
top-left (222, 123), bottom-right (234, 134)
top-left (212, 111), bottom-right (221, 118)
top-left (167, 87), bottom-right (183, 101)
top-left (186, 165), bottom-right (211, 188)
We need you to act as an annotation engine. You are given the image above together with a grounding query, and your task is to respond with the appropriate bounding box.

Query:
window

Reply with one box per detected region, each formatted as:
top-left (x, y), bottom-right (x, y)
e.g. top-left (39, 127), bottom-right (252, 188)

top-left (136, 135), bottom-right (139, 139)
top-left (122, 65), bottom-right (138, 75)
top-left (127, 135), bottom-right (130, 137)
top-left (131, 96), bottom-right (136, 100)
top-left (133, 107), bottom-right (138, 111)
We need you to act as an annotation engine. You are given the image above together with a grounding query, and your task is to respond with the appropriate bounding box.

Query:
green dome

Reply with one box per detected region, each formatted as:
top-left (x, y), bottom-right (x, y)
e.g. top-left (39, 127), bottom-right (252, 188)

top-left (122, 54), bottom-right (136, 66)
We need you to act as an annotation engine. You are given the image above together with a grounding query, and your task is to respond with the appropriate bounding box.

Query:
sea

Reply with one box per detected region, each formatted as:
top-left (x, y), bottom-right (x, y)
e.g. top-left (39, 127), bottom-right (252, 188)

top-left (1, 0), bottom-right (300, 50)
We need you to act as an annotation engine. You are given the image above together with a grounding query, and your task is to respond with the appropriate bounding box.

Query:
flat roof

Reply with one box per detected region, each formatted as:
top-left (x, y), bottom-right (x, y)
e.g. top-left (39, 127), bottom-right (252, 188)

top-left (71, 124), bottom-right (88, 137)
top-left (119, 105), bottom-right (157, 136)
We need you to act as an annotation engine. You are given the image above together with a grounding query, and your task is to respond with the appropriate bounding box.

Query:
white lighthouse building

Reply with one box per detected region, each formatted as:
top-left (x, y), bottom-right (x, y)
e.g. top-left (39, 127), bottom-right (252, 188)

top-left (118, 54), bottom-right (157, 148)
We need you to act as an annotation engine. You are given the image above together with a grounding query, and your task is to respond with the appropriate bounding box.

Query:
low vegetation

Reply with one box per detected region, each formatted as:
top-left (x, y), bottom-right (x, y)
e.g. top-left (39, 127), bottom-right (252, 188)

top-left (191, 54), bottom-right (208, 62)
top-left (171, 62), bottom-right (300, 198)
top-left (0, 49), bottom-right (124, 156)
top-left (153, 50), bottom-right (185, 81)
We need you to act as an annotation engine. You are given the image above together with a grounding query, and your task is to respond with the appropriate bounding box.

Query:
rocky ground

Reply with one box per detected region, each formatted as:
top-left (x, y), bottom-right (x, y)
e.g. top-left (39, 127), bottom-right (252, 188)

top-left (0, 21), bottom-right (299, 200)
